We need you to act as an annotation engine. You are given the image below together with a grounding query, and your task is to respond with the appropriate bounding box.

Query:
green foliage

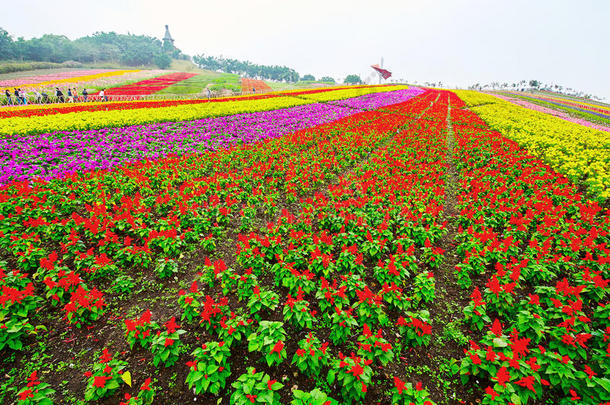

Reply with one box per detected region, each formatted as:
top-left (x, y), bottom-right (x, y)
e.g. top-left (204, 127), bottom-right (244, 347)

top-left (230, 367), bottom-right (283, 405)
top-left (0, 28), bottom-right (15, 59)
top-left (110, 274), bottom-right (135, 294)
top-left (291, 333), bottom-right (330, 378)
top-left (193, 53), bottom-right (300, 82)
top-left (391, 377), bottom-right (437, 405)
top-left (344, 74), bottom-right (362, 84)
top-left (155, 258), bottom-right (178, 279)
top-left (186, 341), bottom-right (232, 395)
top-left (14, 371), bottom-right (55, 405)
top-left (327, 353), bottom-right (373, 404)
top-left (83, 349), bottom-right (127, 402)
top-left (150, 318), bottom-right (187, 367)
top-left (0, 27), bottom-right (185, 66)
top-left (154, 53), bottom-right (172, 69)
top-left (247, 321), bottom-right (287, 367)
top-left (247, 287), bottom-right (279, 320)
top-left (0, 317), bottom-right (34, 351)
top-left (291, 388), bottom-right (338, 405)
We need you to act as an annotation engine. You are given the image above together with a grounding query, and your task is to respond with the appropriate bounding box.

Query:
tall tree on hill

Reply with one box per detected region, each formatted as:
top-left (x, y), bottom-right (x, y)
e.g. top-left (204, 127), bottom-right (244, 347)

top-left (0, 28), bottom-right (15, 59)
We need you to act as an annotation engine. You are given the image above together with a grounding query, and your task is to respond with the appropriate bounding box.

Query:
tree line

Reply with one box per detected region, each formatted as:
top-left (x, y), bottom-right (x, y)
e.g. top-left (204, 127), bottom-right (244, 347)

top-left (0, 27), bottom-right (187, 69)
top-left (193, 54), bottom-right (301, 82)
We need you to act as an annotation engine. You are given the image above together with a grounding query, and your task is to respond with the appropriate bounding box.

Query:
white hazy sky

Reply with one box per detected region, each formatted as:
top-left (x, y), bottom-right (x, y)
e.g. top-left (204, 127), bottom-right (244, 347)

top-left (3, 0), bottom-right (609, 99)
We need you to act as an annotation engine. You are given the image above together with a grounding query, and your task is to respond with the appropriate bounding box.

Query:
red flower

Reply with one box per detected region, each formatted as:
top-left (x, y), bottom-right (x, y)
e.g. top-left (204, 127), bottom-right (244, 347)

top-left (486, 346), bottom-right (496, 361)
top-left (165, 338), bottom-right (174, 347)
top-left (93, 375), bottom-right (110, 388)
top-left (584, 365), bottom-right (597, 379)
top-left (348, 363), bottom-right (364, 378)
top-left (267, 379), bottom-right (277, 390)
top-left (361, 381), bottom-right (367, 393)
top-left (515, 375), bottom-right (536, 393)
top-left (415, 381), bottom-right (423, 391)
top-left (485, 386), bottom-right (499, 400)
top-left (100, 348), bottom-right (112, 363)
top-left (270, 341), bottom-right (284, 358)
top-left (140, 377), bottom-right (152, 391)
top-left (394, 376), bottom-right (406, 394)
top-left (165, 317), bottom-right (178, 334)
top-left (491, 319), bottom-right (503, 337)
top-left (494, 367), bottom-right (510, 387)
top-left (18, 389), bottom-right (33, 401)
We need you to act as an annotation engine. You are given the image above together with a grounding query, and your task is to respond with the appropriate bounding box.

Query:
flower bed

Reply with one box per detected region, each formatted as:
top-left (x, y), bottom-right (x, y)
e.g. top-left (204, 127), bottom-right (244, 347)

top-left (0, 88), bottom-right (423, 183)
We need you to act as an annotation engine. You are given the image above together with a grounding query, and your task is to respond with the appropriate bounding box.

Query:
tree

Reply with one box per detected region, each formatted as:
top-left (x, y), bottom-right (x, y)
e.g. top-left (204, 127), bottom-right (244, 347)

top-left (0, 27), bottom-right (15, 59)
top-left (154, 53), bottom-right (172, 69)
top-left (344, 74), bottom-right (362, 84)
top-left (529, 80), bottom-right (540, 88)
top-left (301, 74), bottom-right (315, 81)
top-left (320, 76), bottom-right (335, 83)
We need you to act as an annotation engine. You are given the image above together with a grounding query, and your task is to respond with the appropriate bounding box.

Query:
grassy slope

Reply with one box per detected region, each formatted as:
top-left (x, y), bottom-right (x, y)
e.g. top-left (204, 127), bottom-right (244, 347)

top-left (155, 60), bottom-right (241, 95)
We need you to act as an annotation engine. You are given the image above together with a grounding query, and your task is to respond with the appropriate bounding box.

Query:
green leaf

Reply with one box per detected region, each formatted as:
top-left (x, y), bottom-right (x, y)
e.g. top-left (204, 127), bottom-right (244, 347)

top-left (327, 370), bottom-right (336, 385)
top-left (493, 337), bottom-right (508, 347)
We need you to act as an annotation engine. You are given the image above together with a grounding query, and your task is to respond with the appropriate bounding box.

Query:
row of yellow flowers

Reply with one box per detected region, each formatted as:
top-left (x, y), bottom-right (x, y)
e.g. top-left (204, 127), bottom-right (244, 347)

top-left (1, 70), bottom-right (140, 94)
top-left (1, 85), bottom-right (407, 136)
top-left (454, 90), bottom-right (610, 200)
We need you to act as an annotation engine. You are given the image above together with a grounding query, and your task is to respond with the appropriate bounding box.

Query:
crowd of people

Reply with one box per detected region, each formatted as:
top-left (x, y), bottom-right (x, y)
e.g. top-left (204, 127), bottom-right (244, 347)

top-left (2, 87), bottom-right (108, 105)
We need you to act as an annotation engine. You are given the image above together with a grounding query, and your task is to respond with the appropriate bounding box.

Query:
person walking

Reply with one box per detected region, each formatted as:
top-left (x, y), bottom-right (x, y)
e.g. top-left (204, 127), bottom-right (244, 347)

top-left (14, 89), bottom-right (21, 105)
top-left (67, 88), bottom-right (74, 103)
top-left (33, 89), bottom-right (42, 104)
top-left (82, 88), bottom-right (88, 102)
top-left (56, 87), bottom-right (65, 103)
top-left (100, 88), bottom-right (108, 102)
top-left (73, 88), bottom-right (79, 102)
top-left (206, 87), bottom-right (211, 100)
top-left (4, 89), bottom-right (12, 105)
top-left (19, 89), bottom-right (27, 105)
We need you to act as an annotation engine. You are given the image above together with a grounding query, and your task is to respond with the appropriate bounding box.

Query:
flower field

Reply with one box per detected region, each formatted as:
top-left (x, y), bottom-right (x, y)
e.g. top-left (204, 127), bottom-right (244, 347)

top-left (0, 70), bottom-right (131, 88)
top-left (0, 86), bottom-right (609, 405)
top-left (0, 70), bottom-right (143, 93)
top-left (455, 91), bottom-right (610, 201)
top-left (98, 73), bottom-right (199, 97)
top-left (496, 92), bottom-right (610, 128)
top-left (0, 85), bottom-right (407, 135)
top-left (492, 94), bottom-right (610, 133)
